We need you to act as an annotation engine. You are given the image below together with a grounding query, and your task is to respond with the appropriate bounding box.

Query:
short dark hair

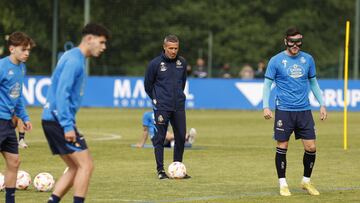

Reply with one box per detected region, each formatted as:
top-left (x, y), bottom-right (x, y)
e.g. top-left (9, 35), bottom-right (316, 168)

top-left (285, 27), bottom-right (302, 38)
top-left (7, 32), bottom-right (36, 48)
top-left (82, 23), bottom-right (110, 40)
top-left (163, 34), bottom-right (179, 44)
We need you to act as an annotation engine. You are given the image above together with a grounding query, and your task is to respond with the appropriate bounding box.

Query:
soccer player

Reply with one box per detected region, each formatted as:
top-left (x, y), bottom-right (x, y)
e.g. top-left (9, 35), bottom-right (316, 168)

top-left (144, 35), bottom-right (190, 179)
top-left (136, 111), bottom-right (196, 148)
top-left (262, 27), bottom-right (327, 196)
top-left (0, 31), bottom-right (34, 203)
top-left (42, 23), bottom-right (109, 203)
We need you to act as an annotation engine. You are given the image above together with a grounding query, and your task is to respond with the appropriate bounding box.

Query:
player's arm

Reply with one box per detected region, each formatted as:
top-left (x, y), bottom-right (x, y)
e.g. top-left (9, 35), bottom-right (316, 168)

top-left (309, 77), bottom-right (327, 120)
top-left (136, 126), bottom-right (149, 148)
top-left (263, 78), bottom-right (273, 119)
top-left (56, 59), bottom-right (81, 141)
top-left (144, 61), bottom-right (157, 102)
top-left (14, 94), bottom-right (32, 131)
top-left (14, 65), bottom-right (32, 131)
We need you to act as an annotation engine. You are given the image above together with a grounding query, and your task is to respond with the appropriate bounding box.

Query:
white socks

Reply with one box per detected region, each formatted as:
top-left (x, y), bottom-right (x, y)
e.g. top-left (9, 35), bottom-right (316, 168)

top-left (279, 178), bottom-right (288, 187)
top-left (302, 176), bottom-right (311, 183)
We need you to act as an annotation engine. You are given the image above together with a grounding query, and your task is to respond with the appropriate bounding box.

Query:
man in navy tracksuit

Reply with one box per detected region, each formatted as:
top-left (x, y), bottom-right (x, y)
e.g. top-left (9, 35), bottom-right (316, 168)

top-left (144, 34), bottom-right (190, 179)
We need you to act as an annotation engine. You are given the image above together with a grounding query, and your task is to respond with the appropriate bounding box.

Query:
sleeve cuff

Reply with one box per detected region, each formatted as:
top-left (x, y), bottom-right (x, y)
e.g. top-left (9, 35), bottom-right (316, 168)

top-left (21, 116), bottom-right (30, 123)
top-left (64, 125), bottom-right (74, 133)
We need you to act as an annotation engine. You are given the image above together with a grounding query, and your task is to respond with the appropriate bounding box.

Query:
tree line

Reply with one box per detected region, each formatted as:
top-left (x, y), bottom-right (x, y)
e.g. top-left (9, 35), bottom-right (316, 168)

top-left (0, 0), bottom-right (356, 77)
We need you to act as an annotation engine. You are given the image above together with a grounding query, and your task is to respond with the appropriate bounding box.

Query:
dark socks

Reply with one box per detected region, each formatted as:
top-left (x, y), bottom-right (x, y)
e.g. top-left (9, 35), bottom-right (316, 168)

top-left (5, 187), bottom-right (15, 203)
top-left (303, 150), bottom-right (316, 178)
top-left (19, 132), bottom-right (25, 140)
top-left (275, 147), bottom-right (287, 178)
top-left (48, 194), bottom-right (61, 203)
top-left (74, 196), bottom-right (85, 203)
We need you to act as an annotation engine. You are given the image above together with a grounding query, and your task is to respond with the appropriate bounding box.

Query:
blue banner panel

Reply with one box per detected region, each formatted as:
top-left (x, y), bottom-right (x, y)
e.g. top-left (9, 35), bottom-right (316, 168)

top-left (23, 77), bottom-right (360, 111)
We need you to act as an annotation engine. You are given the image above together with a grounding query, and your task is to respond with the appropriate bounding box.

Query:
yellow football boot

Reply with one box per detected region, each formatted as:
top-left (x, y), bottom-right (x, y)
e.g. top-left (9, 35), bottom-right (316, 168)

top-left (280, 185), bottom-right (291, 196)
top-left (301, 181), bottom-right (320, 195)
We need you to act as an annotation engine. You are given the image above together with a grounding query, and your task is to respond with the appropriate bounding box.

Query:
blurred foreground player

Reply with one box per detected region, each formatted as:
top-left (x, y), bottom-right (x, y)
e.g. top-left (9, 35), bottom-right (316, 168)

top-left (42, 23), bottom-right (110, 203)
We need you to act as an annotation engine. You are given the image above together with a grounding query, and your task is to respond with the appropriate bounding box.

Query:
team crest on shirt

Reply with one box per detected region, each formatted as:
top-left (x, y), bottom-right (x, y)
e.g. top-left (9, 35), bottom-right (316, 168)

top-left (282, 59), bottom-right (287, 68)
top-left (300, 57), bottom-right (306, 64)
top-left (9, 82), bottom-right (21, 99)
top-left (277, 120), bottom-right (283, 127)
top-left (160, 62), bottom-right (167, 71)
top-left (176, 60), bottom-right (183, 68)
top-left (287, 64), bottom-right (305, 78)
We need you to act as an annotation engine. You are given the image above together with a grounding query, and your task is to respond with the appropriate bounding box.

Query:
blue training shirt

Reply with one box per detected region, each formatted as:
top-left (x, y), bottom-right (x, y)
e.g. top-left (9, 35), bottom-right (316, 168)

top-left (0, 56), bottom-right (29, 122)
top-left (42, 48), bottom-right (86, 133)
top-left (142, 111), bottom-right (155, 139)
top-left (265, 51), bottom-right (316, 111)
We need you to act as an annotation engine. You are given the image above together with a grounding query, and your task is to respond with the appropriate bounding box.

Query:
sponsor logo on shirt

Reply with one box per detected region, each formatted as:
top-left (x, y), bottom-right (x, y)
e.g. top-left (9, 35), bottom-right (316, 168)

top-left (287, 64), bottom-right (304, 78)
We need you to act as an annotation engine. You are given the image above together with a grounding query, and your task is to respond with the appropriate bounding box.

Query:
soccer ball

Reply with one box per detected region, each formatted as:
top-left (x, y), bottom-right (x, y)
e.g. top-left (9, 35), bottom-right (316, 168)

top-left (16, 170), bottom-right (31, 190)
top-left (33, 172), bottom-right (55, 192)
top-left (168, 162), bottom-right (187, 179)
top-left (0, 172), bottom-right (5, 191)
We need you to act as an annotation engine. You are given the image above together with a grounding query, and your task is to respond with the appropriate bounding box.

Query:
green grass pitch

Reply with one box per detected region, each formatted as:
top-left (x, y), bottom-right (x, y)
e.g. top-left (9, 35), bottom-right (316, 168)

top-left (1, 108), bottom-right (360, 202)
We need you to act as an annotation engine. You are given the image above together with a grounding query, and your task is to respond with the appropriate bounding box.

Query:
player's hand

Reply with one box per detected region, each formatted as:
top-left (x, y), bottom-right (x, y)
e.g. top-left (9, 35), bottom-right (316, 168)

top-left (135, 143), bottom-right (144, 148)
top-left (12, 116), bottom-right (19, 128)
top-left (263, 108), bottom-right (273, 120)
top-left (23, 121), bottom-right (32, 131)
top-left (65, 130), bottom-right (76, 142)
top-left (320, 106), bottom-right (327, 120)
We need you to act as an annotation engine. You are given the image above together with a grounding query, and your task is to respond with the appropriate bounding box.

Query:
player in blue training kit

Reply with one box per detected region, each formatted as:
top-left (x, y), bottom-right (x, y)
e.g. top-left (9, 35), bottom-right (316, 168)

top-left (262, 27), bottom-right (327, 196)
top-left (42, 23), bottom-right (109, 203)
top-left (144, 35), bottom-right (190, 179)
top-left (136, 111), bottom-right (196, 148)
top-left (0, 32), bottom-right (35, 203)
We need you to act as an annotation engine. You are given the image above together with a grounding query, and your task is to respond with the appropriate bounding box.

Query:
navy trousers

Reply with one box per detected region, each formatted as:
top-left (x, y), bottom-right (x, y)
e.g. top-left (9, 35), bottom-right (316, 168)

top-left (152, 110), bottom-right (186, 172)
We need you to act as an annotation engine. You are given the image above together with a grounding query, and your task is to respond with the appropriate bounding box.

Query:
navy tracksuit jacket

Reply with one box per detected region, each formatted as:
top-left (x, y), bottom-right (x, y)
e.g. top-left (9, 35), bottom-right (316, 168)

top-left (144, 52), bottom-right (187, 172)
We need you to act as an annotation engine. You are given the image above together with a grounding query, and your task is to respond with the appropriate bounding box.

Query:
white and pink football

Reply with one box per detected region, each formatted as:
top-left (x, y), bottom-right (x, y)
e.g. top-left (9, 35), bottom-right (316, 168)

top-left (168, 162), bottom-right (187, 179)
top-left (16, 170), bottom-right (31, 190)
top-left (33, 172), bottom-right (55, 192)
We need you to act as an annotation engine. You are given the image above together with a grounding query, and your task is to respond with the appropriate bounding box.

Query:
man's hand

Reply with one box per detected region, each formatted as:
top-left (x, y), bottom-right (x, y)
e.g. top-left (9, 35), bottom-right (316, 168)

top-left (23, 121), bottom-right (32, 131)
top-left (320, 106), bottom-right (327, 120)
top-left (263, 108), bottom-right (273, 120)
top-left (65, 130), bottom-right (76, 142)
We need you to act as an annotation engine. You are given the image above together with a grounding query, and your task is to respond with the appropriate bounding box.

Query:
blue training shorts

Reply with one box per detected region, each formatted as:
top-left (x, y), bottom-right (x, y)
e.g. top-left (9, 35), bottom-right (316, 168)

top-left (0, 119), bottom-right (18, 154)
top-left (273, 109), bottom-right (316, 141)
top-left (42, 120), bottom-right (88, 155)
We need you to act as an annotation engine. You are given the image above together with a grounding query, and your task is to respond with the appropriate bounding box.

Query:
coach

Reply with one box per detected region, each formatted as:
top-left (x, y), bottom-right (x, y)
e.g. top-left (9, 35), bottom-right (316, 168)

top-left (144, 34), bottom-right (190, 179)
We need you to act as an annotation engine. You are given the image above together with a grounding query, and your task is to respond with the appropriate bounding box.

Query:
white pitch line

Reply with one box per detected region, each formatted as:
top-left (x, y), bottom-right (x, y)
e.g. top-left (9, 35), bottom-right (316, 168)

top-left (89, 186), bottom-right (360, 202)
top-left (25, 132), bottom-right (122, 143)
top-left (90, 133), bottom-right (122, 141)
top-left (199, 143), bottom-right (360, 151)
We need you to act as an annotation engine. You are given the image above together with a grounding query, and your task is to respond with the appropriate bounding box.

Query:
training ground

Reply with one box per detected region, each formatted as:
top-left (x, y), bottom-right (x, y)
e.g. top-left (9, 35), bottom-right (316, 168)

top-left (1, 108), bottom-right (359, 202)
